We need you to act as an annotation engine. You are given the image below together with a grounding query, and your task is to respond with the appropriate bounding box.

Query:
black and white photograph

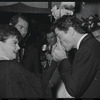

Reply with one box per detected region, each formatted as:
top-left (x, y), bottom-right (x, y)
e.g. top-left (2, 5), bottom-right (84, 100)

top-left (0, 1), bottom-right (100, 99)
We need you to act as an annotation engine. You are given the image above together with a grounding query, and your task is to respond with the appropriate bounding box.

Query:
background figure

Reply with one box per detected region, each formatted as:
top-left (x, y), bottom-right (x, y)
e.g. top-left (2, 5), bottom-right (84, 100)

top-left (9, 14), bottom-right (41, 74)
top-left (9, 14), bottom-right (29, 63)
top-left (22, 42), bottom-right (41, 75)
top-left (41, 30), bottom-right (61, 97)
top-left (51, 15), bottom-right (100, 98)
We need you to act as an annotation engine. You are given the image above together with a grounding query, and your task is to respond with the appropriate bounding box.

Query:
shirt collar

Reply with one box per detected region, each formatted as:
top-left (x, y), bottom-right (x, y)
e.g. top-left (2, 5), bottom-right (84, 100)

top-left (77, 34), bottom-right (88, 50)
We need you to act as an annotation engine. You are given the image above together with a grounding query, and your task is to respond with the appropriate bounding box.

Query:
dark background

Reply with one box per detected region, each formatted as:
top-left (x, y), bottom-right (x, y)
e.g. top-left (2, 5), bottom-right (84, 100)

top-left (0, 12), bottom-right (51, 44)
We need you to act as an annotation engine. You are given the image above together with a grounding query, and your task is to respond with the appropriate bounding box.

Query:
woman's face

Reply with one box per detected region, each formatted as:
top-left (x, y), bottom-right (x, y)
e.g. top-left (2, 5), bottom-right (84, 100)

top-left (2, 36), bottom-right (20, 60)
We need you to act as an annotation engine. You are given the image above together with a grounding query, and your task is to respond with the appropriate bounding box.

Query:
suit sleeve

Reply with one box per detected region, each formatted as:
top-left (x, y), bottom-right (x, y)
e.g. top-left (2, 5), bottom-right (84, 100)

top-left (58, 47), bottom-right (97, 97)
top-left (41, 60), bottom-right (58, 97)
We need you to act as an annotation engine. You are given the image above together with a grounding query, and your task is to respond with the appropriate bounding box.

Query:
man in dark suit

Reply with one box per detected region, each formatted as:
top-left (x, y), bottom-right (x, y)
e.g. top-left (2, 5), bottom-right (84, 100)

top-left (22, 43), bottom-right (41, 74)
top-left (51, 15), bottom-right (100, 98)
top-left (9, 14), bottom-right (29, 62)
top-left (9, 14), bottom-right (41, 74)
top-left (41, 30), bottom-right (61, 97)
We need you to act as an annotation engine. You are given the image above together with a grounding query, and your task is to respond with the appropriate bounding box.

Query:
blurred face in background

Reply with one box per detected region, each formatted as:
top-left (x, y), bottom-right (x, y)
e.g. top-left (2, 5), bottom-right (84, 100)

top-left (92, 29), bottom-right (100, 42)
top-left (15, 17), bottom-right (28, 37)
top-left (47, 32), bottom-right (57, 46)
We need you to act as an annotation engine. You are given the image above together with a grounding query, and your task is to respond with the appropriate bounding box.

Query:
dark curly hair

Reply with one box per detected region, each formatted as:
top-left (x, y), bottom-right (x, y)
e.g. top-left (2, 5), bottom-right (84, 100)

top-left (0, 24), bottom-right (21, 42)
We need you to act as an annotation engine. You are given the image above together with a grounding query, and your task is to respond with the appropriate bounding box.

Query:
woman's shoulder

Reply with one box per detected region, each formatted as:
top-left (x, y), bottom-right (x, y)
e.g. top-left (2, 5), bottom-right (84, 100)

top-left (0, 60), bottom-right (22, 71)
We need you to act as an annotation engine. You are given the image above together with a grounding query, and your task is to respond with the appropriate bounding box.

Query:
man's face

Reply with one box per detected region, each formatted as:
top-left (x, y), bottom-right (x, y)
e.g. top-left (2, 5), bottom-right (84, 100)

top-left (92, 29), bottom-right (100, 42)
top-left (15, 17), bottom-right (28, 37)
top-left (55, 28), bottom-right (73, 51)
top-left (2, 36), bottom-right (20, 60)
top-left (47, 32), bottom-right (57, 46)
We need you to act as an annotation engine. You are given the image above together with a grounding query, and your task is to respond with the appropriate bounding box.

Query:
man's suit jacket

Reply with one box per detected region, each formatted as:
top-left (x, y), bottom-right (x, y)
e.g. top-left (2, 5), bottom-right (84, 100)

top-left (58, 34), bottom-right (100, 98)
top-left (22, 43), bottom-right (42, 74)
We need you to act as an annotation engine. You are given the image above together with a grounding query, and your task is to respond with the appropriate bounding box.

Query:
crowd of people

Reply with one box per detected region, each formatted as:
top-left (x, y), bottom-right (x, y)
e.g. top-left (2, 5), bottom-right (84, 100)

top-left (0, 13), bottom-right (100, 98)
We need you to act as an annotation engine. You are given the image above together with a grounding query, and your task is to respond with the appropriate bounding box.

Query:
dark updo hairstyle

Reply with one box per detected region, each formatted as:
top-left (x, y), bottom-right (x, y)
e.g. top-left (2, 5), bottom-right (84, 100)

top-left (9, 14), bottom-right (28, 26)
top-left (0, 24), bottom-right (21, 42)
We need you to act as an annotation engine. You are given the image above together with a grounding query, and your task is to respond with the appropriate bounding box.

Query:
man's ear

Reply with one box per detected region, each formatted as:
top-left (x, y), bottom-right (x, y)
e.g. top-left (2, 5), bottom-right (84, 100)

top-left (69, 27), bottom-right (75, 36)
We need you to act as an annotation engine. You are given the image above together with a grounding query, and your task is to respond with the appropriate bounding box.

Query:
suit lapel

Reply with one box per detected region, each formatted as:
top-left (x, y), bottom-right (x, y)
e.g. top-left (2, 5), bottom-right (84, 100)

top-left (79, 34), bottom-right (94, 49)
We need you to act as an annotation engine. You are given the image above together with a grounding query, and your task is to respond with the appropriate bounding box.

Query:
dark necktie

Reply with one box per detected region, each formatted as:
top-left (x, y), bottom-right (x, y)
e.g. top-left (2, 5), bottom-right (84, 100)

top-left (18, 48), bottom-right (25, 63)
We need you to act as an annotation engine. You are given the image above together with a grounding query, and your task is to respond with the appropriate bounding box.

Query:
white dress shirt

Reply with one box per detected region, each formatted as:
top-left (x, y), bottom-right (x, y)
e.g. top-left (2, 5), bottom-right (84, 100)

top-left (77, 34), bottom-right (88, 50)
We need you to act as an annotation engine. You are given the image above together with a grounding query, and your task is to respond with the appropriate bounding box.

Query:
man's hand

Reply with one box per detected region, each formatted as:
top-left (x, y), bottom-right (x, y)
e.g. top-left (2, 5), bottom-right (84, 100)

top-left (45, 53), bottom-right (53, 61)
top-left (52, 37), bottom-right (67, 62)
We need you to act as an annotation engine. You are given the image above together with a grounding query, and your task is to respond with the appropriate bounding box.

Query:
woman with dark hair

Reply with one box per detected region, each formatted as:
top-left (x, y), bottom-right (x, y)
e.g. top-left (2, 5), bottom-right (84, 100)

top-left (0, 24), bottom-right (57, 98)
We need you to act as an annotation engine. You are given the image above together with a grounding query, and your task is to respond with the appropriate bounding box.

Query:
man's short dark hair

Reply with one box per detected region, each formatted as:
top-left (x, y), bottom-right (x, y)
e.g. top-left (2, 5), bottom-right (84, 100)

top-left (44, 27), bottom-right (56, 39)
top-left (46, 29), bottom-right (54, 35)
top-left (92, 26), bottom-right (100, 32)
top-left (51, 15), bottom-right (85, 34)
top-left (9, 14), bottom-right (28, 26)
top-left (0, 24), bottom-right (21, 42)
